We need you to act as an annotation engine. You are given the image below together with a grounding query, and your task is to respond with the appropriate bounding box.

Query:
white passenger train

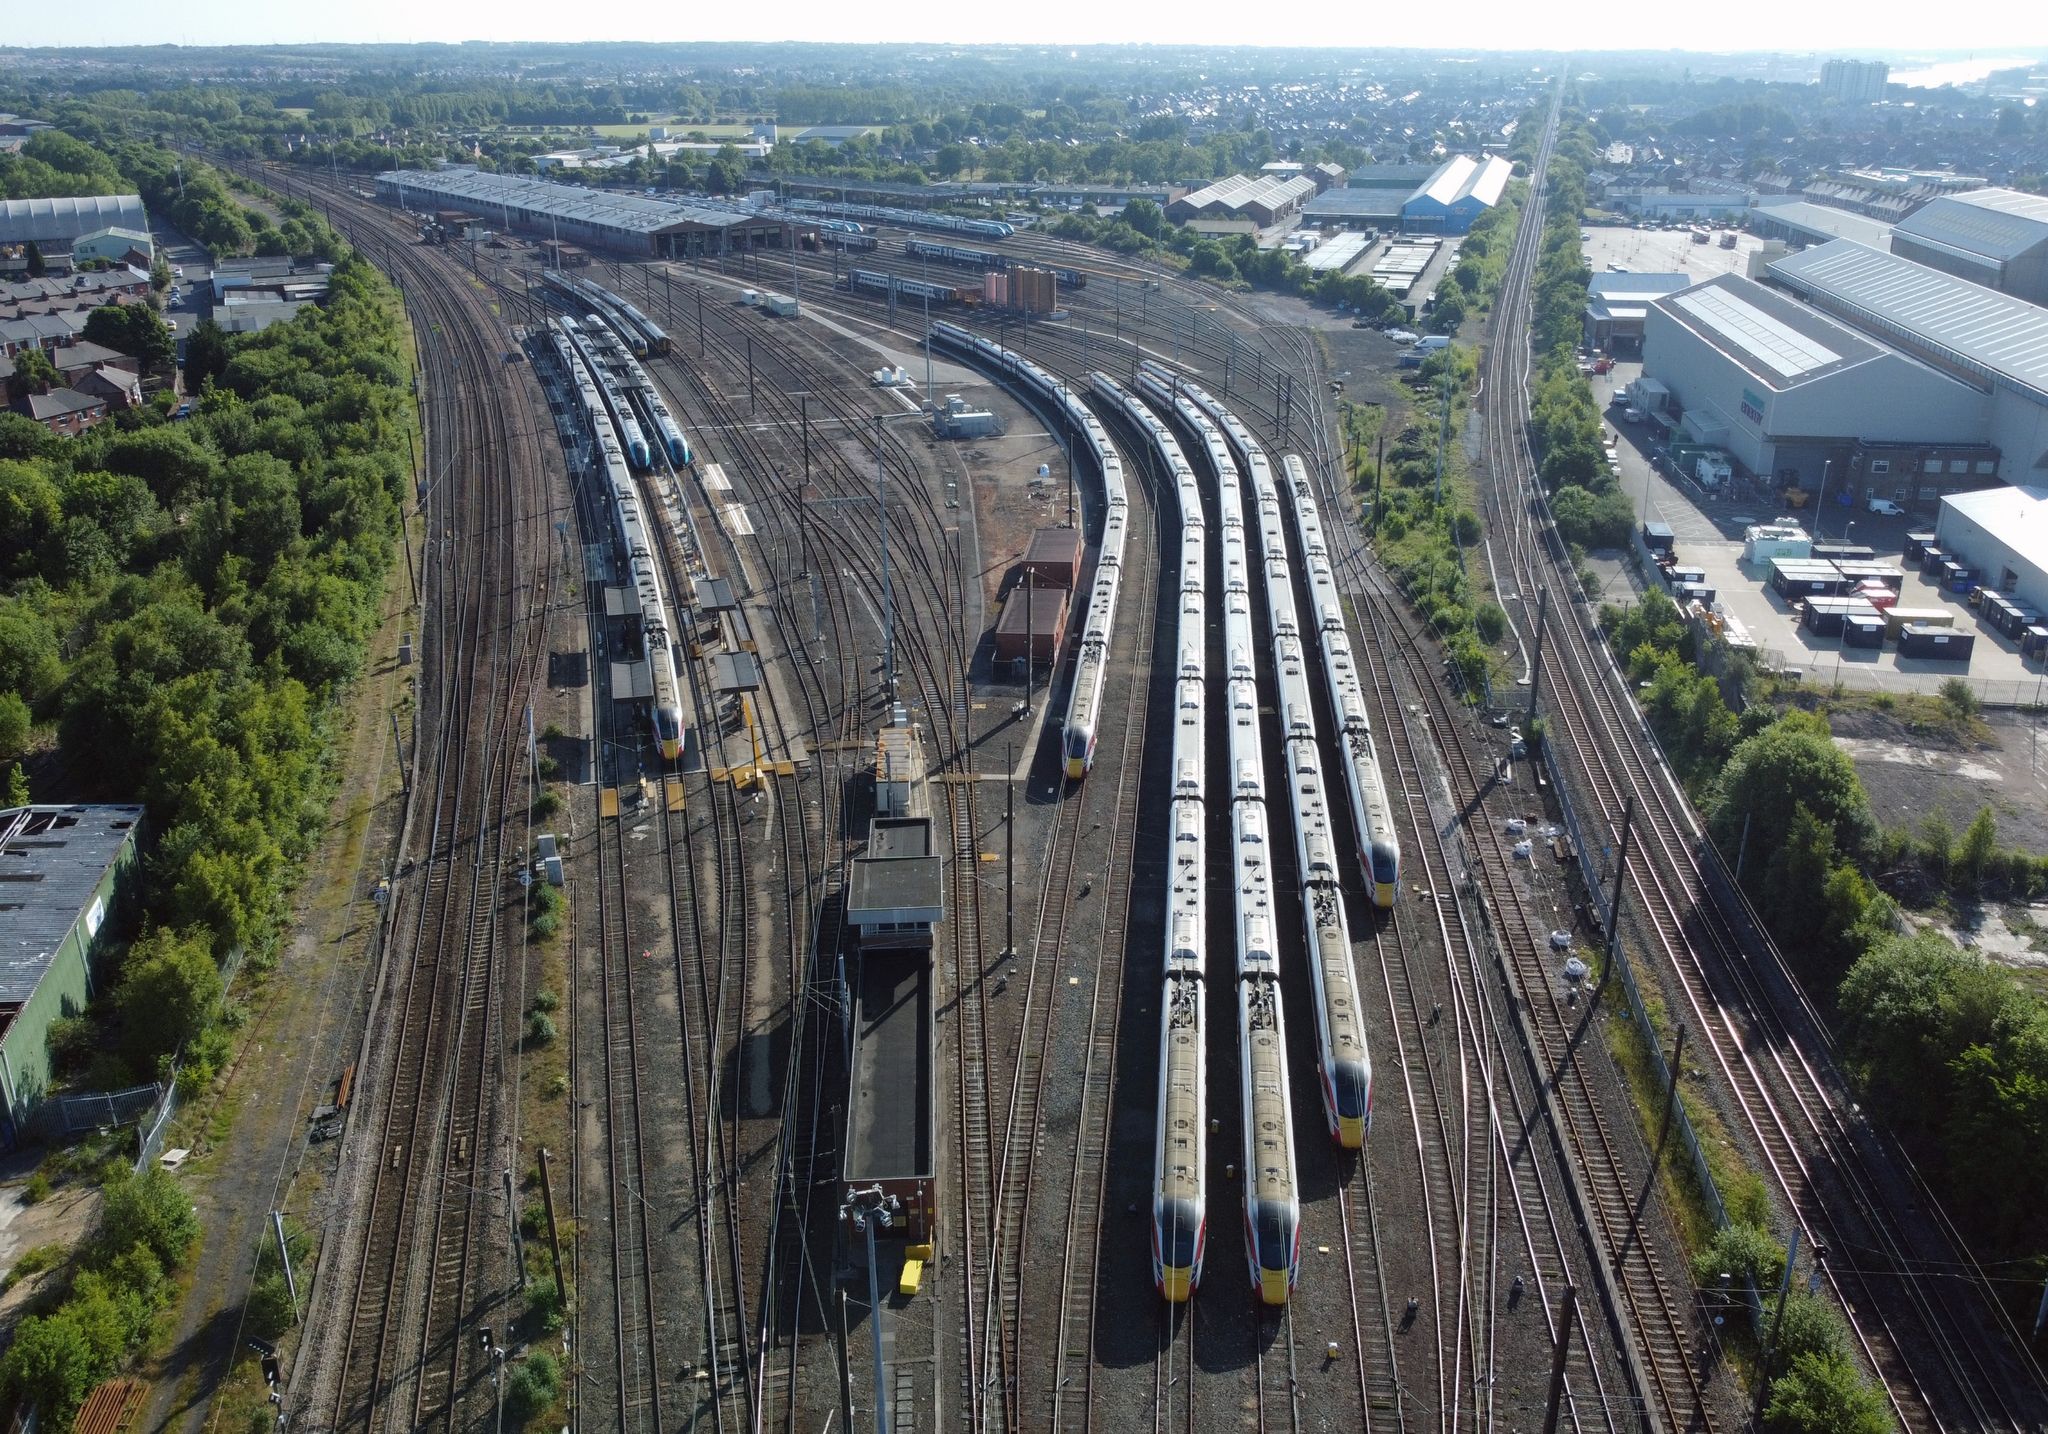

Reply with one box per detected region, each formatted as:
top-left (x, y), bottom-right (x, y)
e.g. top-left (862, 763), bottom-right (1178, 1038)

top-left (551, 325), bottom-right (688, 760)
top-left (1128, 370), bottom-right (1302, 1306)
top-left (1088, 371), bottom-right (1213, 1304)
top-left (559, 315), bottom-right (653, 470)
top-left (923, 321), bottom-right (1128, 781)
top-left (1137, 366), bottom-right (1374, 1153)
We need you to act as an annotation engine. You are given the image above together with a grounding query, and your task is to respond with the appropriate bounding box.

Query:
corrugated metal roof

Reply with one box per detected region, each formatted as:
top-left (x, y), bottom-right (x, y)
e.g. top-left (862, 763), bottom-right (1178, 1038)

top-left (1750, 198), bottom-right (1895, 249)
top-left (378, 169), bottom-right (755, 234)
top-left (1653, 273), bottom-right (1882, 389)
top-left (1894, 187), bottom-right (2048, 263)
top-left (1941, 485), bottom-right (2048, 577)
top-left (1768, 239), bottom-right (2048, 403)
top-left (1408, 155), bottom-right (1513, 211)
top-left (0, 805), bottom-right (142, 1005)
top-left (0, 194), bottom-right (147, 244)
top-left (1588, 272), bottom-right (1691, 302)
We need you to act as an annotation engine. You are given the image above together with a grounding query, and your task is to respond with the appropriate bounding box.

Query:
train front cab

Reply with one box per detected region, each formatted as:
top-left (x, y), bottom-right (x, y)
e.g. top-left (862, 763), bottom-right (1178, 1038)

top-left (1324, 1060), bottom-right (1371, 1150)
top-left (1064, 724), bottom-right (1095, 781)
top-left (654, 704), bottom-right (686, 763)
top-left (1247, 1200), bottom-right (1300, 1306)
top-left (1370, 840), bottom-right (1399, 910)
top-left (1153, 1195), bottom-right (1204, 1302)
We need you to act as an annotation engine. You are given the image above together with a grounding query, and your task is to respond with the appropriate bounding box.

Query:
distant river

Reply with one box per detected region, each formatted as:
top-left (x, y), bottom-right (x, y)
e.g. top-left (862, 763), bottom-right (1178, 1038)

top-left (1890, 56), bottom-right (2037, 88)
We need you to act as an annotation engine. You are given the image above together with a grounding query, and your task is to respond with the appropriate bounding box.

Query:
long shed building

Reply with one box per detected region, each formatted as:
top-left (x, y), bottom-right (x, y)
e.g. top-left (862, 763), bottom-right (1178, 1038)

top-left (376, 169), bottom-right (791, 259)
top-left (0, 805), bottom-right (145, 1148)
top-left (1640, 271), bottom-right (1996, 509)
top-left (1766, 240), bottom-right (2048, 490)
top-left (1888, 188), bottom-right (2048, 307)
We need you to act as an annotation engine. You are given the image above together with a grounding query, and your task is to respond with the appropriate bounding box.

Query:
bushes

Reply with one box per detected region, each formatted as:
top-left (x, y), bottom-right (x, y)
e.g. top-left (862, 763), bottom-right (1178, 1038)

top-left (0, 1168), bottom-right (196, 1426)
top-left (504, 1351), bottom-right (562, 1427)
top-left (1765, 1352), bottom-right (1891, 1434)
top-left (1689, 1220), bottom-right (1784, 1291)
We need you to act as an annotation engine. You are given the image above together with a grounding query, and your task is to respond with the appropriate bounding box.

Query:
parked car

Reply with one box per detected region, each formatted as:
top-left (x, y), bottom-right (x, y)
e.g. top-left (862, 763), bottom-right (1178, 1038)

top-left (1622, 404), bottom-right (1645, 423)
top-left (1867, 497), bottom-right (1905, 516)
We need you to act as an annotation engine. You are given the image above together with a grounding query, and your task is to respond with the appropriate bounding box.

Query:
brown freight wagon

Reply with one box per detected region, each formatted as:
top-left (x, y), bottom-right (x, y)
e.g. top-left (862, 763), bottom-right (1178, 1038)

top-left (1021, 526), bottom-right (1084, 589)
top-left (993, 584), bottom-right (1068, 667)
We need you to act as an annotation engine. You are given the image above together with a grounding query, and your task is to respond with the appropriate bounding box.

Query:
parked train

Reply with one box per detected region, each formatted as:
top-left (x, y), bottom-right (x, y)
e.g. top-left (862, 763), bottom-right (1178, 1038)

top-left (1089, 371), bottom-right (1213, 1304)
top-left (576, 316), bottom-right (692, 467)
top-left (925, 320), bottom-right (1127, 780)
top-left (541, 267), bottom-right (671, 356)
top-left (1282, 452), bottom-right (1401, 910)
top-left (1141, 368), bottom-right (1373, 1150)
top-left (785, 196), bottom-right (1015, 239)
top-left (559, 317), bottom-right (652, 470)
top-left (549, 325), bottom-right (687, 760)
top-left (903, 237), bottom-right (1089, 291)
top-left (842, 268), bottom-right (976, 306)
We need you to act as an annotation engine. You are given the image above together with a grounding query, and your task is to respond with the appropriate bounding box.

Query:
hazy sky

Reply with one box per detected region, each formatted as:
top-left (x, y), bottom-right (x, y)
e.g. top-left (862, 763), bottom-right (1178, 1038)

top-left (31, 0), bottom-right (2048, 55)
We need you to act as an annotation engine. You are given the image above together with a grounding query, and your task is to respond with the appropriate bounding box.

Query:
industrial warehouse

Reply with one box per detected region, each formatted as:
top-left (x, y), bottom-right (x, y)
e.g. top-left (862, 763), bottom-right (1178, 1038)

top-left (1299, 154), bottom-right (1514, 235)
top-left (1887, 186), bottom-right (2048, 306)
top-left (1629, 232), bottom-right (2048, 512)
top-left (374, 168), bottom-right (793, 258)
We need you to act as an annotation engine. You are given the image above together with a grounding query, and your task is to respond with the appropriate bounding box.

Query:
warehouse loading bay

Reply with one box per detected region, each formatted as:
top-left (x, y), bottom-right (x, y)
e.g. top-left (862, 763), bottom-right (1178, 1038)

top-left (1575, 224), bottom-right (2043, 696)
top-left (1591, 372), bottom-right (2045, 697)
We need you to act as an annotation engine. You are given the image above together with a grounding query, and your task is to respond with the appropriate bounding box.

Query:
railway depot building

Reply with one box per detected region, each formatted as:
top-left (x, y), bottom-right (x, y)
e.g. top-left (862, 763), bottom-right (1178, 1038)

top-left (1639, 272), bottom-right (1998, 505)
top-left (0, 805), bottom-right (145, 1148)
top-left (376, 169), bottom-right (791, 259)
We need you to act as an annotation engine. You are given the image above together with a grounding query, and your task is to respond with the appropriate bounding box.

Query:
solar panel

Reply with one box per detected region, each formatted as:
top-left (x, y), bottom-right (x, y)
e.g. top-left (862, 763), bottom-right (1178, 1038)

top-left (1670, 285), bottom-right (1843, 381)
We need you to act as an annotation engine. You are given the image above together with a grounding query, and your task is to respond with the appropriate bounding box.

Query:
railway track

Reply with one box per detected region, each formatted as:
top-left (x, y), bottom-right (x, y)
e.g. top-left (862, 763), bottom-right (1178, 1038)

top-left (1473, 97), bottom-right (2048, 1433)
top-left (247, 162), bottom-right (550, 1434)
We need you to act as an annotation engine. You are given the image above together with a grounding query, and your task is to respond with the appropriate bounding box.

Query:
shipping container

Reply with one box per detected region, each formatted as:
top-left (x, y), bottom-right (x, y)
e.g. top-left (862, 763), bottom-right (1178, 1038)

top-left (1664, 565), bottom-right (1706, 587)
top-left (1811, 542), bottom-right (1876, 564)
top-left (2026, 625), bottom-right (2048, 660)
top-left (1843, 617), bottom-right (1885, 648)
top-left (1674, 582), bottom-right (1717, 606)
top-left (1903, 531), bottom-right (1936, 563)
top-left (1770, 558), bottom-right (1847, 598)
top-left (1883, 606), bottom-right (1956, 641)
top-left (1981, 592), bottom-right (2041, 638)
top-left (1641, 520), bottom-right (1675, 554)
top-left (1919, 544), bottom-right (1946, 573)
top-left (1800, 597), bottom-right (1881, 637)
top-left (1940, 560), bottom-right (1977, 594)
top-left (1899, 625), bottom-right (1974, 661)
top-left (1834, 561), bottom-right (1904, 591)
top-left (763, 293), bottom-right (799, 317)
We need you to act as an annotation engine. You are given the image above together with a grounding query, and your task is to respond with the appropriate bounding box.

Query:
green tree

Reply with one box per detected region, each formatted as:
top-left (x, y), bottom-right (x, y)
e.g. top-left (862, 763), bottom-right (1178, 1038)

top-left (114, 927), bottom-right (224, 1076)
top-left (0, 690), bottom-right (29, 763)
top-left (1120, 198), bottom-right (1163, 238)
top-left (99, 1167), bottom-right (201, 1270)
top-left (24, 240), bottom-right (44, 277)
top-left (7, 345), bottom-right (59, 400)
top-left (1957, 807), bottom-right (1998, 889)
top-left (1708, 712), bottom-right (1875, 888)
top-left (83, 305), bottom-right (175, 380)
top-left (1764, 1352), bottom-right (1891, 1434)
top-left (505, 1352), bottom-right (562, 1427)
top-left (0, 1311), bottom-right (107, 1426)
top-left (182, 318), bottom-right (232, 395)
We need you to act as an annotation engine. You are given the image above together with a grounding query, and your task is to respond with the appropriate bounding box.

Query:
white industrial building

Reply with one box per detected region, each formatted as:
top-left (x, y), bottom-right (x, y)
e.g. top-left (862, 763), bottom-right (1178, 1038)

top-left (1766, 240), bottom-right (2048, 490)
top-left (1934, 486), bottom-right (2048, 615)
top-left (1639, 272), bottom-right (1997, 509)
top-left (1888, 188), bottom-right (2048, 306)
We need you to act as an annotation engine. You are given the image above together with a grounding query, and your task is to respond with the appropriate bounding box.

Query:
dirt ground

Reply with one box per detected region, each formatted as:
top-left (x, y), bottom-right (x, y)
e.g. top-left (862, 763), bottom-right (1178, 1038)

top-left (0, 1183), bottom-right (102, 1320)
top-left (1831, 704), bottom-right (2048, 856)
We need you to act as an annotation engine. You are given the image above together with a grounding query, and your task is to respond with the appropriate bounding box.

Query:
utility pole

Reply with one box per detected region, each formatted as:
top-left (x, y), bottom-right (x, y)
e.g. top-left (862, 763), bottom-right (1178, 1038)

top-left (843, 1187), bottom-right (900, 1434)
top-left (1540, 1285), bottom-right (1579, 1434)
top-left (1005, 743), bottom-right (1016, 959)
top-left (1755, 1229), bottom-right (1803, 1425)
top-left (1603, 793), bottom-right (1637, 970)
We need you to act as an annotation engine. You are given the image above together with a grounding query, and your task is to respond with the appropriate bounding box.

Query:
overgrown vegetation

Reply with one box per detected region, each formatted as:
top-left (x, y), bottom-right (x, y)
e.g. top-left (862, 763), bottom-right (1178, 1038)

top-left (1353, 348), bottom-right (1497, 695)
top-left (0, 1168), bottom-right (199, 1426)
top-left (2, 166), bottom-right (412, 1103)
